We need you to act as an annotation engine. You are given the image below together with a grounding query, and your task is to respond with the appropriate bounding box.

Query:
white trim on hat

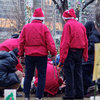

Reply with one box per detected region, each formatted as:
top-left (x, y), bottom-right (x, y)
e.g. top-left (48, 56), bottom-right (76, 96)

top-left (62, 16), bottom-right (75, 20)
top-left (75, 18), bottom-right (78, 21)
top-left (32, 17), bottom-right (44, 20)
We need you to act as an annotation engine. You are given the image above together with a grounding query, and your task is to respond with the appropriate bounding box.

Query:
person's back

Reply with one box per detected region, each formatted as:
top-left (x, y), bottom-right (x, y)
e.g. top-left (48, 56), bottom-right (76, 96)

top-left (0, 38), bottom-right (23, 73)
top-left (0, 38), bottom-right (19, 51)
top-left (20, 20), bottom-right (54, 56)
top-left (19, 20), bottom-right (56, 57)
top-left (0, 50), bottom-right (19, 87)
top-left (65, 20), bottom-right (87, 49)
top-left (0, 48), bottom-right (23, 97)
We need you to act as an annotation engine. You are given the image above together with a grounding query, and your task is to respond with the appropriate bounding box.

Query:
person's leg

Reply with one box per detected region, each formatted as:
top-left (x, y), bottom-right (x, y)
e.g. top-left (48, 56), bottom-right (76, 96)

top-left (24, 56), bottom-right (36, 99)
top-left (5, 71), bottom-right (23, 90)
top-left (0, 71), bottom-right (23, 97)
top-left (74, 49), bottom-right (84, 99)
top-left (36, 56), bottom-right (47, 99)
top-left (83, 68), bottom-right (94, 95)
top-left (83, 69), bottom-right (89, 95)
top-left (98, 78), bottom-right (100, 94)
top-left (63, 50), bottom-right (75, 99)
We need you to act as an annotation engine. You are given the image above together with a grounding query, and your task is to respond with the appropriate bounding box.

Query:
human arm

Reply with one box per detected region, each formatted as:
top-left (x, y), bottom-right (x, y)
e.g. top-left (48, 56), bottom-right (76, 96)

top-left (88, 35), bottom-right (99, 54)
top-left (18, 26), bottom-right (26, 56)
top-left (60, 24), bottom-right (71, 63)
top-left (82, 28), bottom-right (88, 62)
top-left (45, 26), bottom-right (57, 56)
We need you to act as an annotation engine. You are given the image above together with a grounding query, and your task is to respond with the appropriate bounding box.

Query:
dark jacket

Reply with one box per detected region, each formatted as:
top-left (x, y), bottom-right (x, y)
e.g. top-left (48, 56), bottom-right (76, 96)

top-left (0, 51), bottom-right (20, 87)
top-left (82, 21), bottom-right (100, 67)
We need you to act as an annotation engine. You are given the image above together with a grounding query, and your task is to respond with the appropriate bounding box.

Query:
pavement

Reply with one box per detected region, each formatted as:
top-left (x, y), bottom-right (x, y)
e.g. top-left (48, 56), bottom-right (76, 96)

top-left (0, 92), bottom-right (100, 100)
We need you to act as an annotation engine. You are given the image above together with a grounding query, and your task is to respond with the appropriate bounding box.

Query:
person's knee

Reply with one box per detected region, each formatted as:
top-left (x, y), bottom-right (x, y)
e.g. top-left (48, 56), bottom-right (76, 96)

top-left (15, 71), bottom-right (23, 81)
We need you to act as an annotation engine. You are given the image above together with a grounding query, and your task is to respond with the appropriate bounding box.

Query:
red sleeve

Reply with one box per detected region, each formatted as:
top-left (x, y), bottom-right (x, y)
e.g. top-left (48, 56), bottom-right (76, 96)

top-left (83, 28), bottom-right (88, 62)
top-left (45, 26), bottom-right (57, 56)
top-left (60, 24), bottom-right (71, 63)
top-left (18, 26), bottom-right (26, 56)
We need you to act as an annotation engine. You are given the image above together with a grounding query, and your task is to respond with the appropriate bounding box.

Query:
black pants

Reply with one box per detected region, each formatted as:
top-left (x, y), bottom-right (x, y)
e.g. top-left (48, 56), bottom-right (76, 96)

top-left (64, 49), bottom-right (84, 99)
top-left (23, 56), bottom-right (47, 98)
top-left (82, 65), bottom-right (94, 95)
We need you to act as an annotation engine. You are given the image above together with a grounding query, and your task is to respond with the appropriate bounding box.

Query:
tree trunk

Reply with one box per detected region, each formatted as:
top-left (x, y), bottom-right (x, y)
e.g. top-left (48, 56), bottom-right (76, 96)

top-left (95, 0), bottom-right (100, 32)
top-left (52, 0), bottom-right (68, 27)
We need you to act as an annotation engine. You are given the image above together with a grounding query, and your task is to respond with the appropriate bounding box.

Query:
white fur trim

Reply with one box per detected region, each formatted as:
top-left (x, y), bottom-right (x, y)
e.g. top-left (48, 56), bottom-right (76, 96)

top-left (75, 18), bottom-right (78, 21)
top-left (62, 16), bottom-right (75, 20)
top-left (32, 17), bottom-right (44, 20)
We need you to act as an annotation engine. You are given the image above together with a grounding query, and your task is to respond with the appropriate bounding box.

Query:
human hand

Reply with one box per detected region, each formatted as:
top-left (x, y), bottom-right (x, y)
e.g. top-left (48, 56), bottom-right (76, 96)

top-left (51, 55), bottom-right (56, 62)
top-left (23, 73), bottom-right (25, 77)
top-left (57, 62), bottom-right (63, 67)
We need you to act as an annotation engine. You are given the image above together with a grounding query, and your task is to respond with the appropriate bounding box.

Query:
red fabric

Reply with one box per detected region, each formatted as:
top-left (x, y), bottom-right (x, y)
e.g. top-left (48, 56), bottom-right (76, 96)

top-left (60, 19), bottom-right (88, 63)
top-left (18, 20), bottom-right (57, 56)
top-left (63, 8), bottom-right (76, 18)
top-left (0, 39), bottom-right (19, 51)
top-left (0, 39), bottom-right (23, 72)
top-left (16, 59), bottom-right (23, 72)
top-left (34, 62), bottom-right (63, 96)
top-left (33, 8), bottom-right (44, 17)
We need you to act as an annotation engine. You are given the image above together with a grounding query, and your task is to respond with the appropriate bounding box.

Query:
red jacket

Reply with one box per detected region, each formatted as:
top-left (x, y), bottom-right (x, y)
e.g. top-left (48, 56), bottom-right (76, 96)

top-left (0, 39), bottom-right (19, 51)
top-left (18, 20), bottom-right (57, 56)
top-left (34, 62), bottom-right (63, 96)
top-left (0, 39), bottom-right (23, 72)
top-left (60, 19), bottom-right (88, 63)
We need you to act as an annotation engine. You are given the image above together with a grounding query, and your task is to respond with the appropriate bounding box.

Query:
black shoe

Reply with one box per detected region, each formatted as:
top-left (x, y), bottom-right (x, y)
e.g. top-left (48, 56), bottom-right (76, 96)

top-left (74, 97), bottom-right (83, 99)
top-left (62, 96), bottom-right (73, 100)
top-left (17, 86), bottom-right (23, 92)
top-left (0, 90), bottom-right (3, 97)
top-left (16, 93), bottom-right (22, 97)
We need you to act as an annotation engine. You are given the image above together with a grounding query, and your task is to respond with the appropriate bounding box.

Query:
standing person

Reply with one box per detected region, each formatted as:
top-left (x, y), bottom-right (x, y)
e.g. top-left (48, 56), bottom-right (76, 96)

top-left (18, 8), bottom-right (57, 100)
top-left (60, 8), bottom-right (88, 100)
top-left (82, 21), bottom-right (100, 96)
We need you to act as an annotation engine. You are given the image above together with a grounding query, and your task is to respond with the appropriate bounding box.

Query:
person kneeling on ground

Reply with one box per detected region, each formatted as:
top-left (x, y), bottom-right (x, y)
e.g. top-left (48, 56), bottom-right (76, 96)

top-left (0, 48), bottom-right (23, 97)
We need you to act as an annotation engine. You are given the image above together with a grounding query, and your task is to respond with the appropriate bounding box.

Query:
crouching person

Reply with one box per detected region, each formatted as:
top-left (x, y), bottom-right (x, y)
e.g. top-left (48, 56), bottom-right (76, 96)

top-left (0, 48), bottom-right (23, 97)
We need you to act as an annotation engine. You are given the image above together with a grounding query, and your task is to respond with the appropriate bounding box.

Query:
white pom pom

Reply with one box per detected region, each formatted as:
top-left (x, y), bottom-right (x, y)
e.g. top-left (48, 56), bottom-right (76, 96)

top-left (75, 18), bottom-right (78, 21)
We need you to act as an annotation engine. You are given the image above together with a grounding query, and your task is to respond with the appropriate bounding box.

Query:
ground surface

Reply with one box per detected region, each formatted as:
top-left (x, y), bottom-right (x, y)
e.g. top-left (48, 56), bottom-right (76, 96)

top-left (1, 92), bottom-right (100, 100)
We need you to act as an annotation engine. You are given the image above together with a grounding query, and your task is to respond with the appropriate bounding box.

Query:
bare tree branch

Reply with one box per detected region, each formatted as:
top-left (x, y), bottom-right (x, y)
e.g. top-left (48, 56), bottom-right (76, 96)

top-left (11, 0), bottom-right (25, 24)
top-left (60, 0), bottom-right (63, 3)
top-left (52, 0), bottom-right (61, 10)
top-left (82, 0), bottom-right (95, 11)
top-left (2, 6), bottom-right (18, 31)
top-left (52, 0), bottom-right (68, 27)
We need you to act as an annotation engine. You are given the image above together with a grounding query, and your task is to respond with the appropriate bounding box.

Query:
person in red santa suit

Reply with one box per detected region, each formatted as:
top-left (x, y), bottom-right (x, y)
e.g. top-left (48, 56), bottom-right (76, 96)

top-left (18, 8), bottom-right (57, 100)
top-left (60, 8), bottom-right (88, 100)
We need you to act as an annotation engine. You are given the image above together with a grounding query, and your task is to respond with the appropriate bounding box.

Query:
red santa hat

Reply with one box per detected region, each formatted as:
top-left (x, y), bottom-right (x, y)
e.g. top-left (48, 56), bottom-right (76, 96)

top-left (62, 8), bottom-right (78, 20)
top-left (32, 8), bottom-right (44, 20)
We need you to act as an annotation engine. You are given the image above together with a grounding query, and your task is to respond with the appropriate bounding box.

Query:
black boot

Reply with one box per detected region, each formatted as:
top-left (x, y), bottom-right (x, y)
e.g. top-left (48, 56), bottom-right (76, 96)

top-left (16, 92), bottom-right (22, 97)
top-left (62, 96), bottom-right (73, 100)
top-left (17, 86), bottom-right (23, 92)
top-left (0, 90), bottom-right (3, 97)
